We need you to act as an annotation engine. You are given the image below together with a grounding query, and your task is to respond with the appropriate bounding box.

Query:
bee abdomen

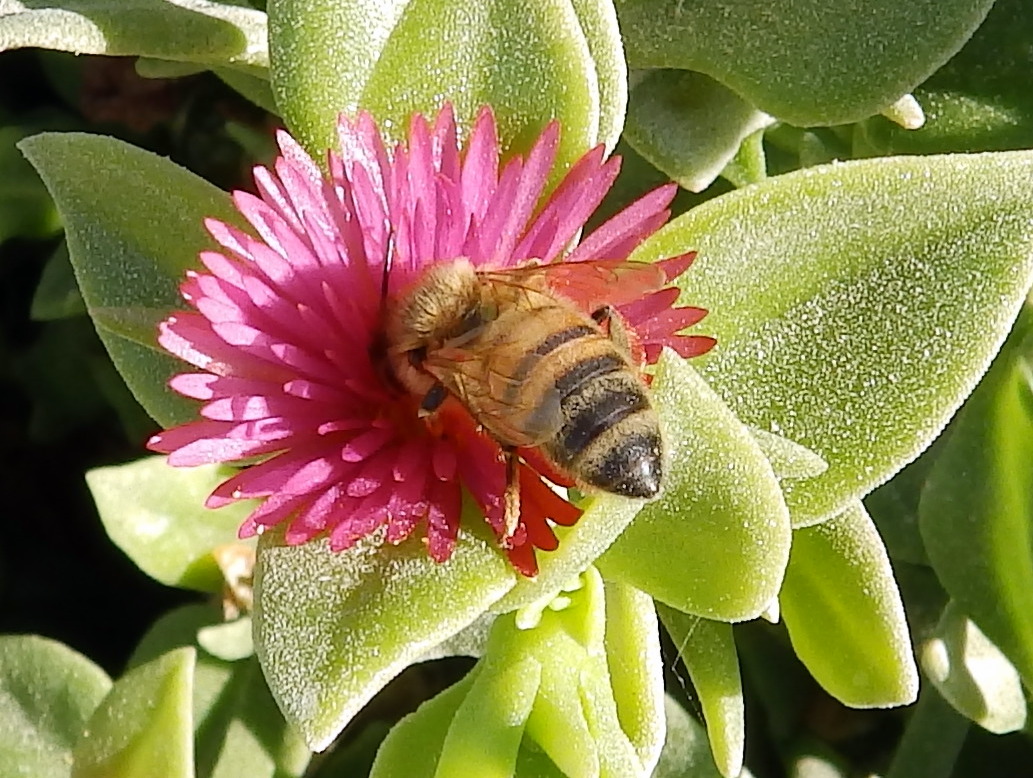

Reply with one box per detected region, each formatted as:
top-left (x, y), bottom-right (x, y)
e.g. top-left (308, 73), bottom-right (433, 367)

top-left (547, 365), bottom-right (663, 498)
top-left (587, 424), bottom-right (663, 498)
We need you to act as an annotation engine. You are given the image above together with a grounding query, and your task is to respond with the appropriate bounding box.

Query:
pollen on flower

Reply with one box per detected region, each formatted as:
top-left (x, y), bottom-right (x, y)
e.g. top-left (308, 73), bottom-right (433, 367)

top-left (148, 104), bottom-right (714, 577)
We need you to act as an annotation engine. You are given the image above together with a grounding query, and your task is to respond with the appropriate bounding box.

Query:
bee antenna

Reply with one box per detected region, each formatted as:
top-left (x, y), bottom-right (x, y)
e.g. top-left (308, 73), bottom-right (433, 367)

top-left (380, 222), bottom-right (395, 307)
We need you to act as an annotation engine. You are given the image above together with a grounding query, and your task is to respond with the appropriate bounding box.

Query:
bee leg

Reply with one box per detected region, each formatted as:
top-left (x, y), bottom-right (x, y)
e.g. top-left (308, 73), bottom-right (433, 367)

top-left (592, 305), bottom-right (632, 357)
top-left (418, 382), bottom-right (448, 417)
top-left (502, 448), bottom-right (521, 543)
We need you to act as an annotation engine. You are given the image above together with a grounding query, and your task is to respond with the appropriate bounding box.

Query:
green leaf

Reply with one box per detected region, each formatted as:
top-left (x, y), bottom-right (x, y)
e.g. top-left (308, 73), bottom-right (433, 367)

top-left (652, 695), bottom-right (744, 778)
top-left (0, 124), bottom-right (60, 243)
top-left (30, 241), bottom-right (86, 321)
top-left (19, 131), bottom-right (245, 428)
top-left (129, 606), bottom-right (310, 778)
top-left (253, 525), bottom-right (515, 751)
top-left (370, 673), bottom-right (477, 778)
top-left (434, 657), bottom-right (541, 778)
top-left (359, 0), bottom-right (598, 177)
top-left (614, 0), bottom-right (994, 126)
top-left (864, 445), bottom-right (940, 567)
top-left (72, 647), bottom-right (195, 778)
top-left (624, 70), bottom-right (774, 193)
top-left (212, 66), bottom-right (279, 114)
top-left (0, 0), bottom-right (268, 69)
top-left (372, 671), bottom-right (565, 778)
top-left (379, 569), bottom-right (660, 777)
top-left (780, 501), bottom-right (918, 707)
top-left (633, 151), bottom-right (1033, 525)
top-left (568, 0), bottom-right (626, 153)
top-left (604, 582), bottom-right (664, 772)
top-left (658, 606), bottom-right (743, 778)
top-left (271, 0), bottom-right (603, 172)
top-left (487, 569), bottom-right (647, 778)
top-left (720, 128), bottom-right (767, 189)
top-left (920, 601), bottom-right (1027, 735)
top-left (860, 0), bottom-right (1033, 157)
top-left (197, 618), bottom-right (254, 663)
top-left (86, 455), bottom-right (256, 592)
top-left (748, 427), bottom-right (828, 482)
top-left (0, 636), bottom-right (111, 778)
top-left (268, 0), bottom-right (407, 153)
top-left (885, 689), bottom-right (969, 778)
top-left (374, 660), bottom-right (657, 778)
top-left (918, 318), bottom-right (1033, 689)
top-left (599, 351), bottom-right (792, 621)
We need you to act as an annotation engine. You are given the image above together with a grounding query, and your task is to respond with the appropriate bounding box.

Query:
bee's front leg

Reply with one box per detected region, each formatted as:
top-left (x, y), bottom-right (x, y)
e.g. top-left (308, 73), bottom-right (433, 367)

top-left (502, 447), bottom-right (521, 544)
top-left (417, 381), bottom-right (448, 416)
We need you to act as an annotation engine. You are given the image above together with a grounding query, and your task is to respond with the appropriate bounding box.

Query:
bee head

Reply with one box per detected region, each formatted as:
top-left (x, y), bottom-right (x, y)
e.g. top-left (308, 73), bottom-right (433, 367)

top-left (388, 258), bottom-right (491, 349)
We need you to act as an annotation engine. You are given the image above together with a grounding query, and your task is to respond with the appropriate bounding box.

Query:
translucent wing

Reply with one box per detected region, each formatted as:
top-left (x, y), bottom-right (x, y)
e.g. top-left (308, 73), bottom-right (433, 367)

top-left (480, 256), bottom-right (687, 315)
top-left (424, 334), bottom-right (563, 448)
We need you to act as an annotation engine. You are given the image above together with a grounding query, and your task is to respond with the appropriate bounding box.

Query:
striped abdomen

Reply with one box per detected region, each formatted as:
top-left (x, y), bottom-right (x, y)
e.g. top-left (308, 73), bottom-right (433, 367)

top-left (503, 306), bottom-right (663, 498)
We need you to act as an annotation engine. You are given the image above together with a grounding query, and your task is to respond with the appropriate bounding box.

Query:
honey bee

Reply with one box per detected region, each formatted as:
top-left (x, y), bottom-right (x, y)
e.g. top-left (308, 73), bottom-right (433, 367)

top-left (384, 257), bottom-right (672, 540)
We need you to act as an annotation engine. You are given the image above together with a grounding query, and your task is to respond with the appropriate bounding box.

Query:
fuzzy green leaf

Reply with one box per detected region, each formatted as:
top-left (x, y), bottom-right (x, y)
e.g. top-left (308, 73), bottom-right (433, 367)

top-left (658, 607), bottom-right (744, 778)
top-left (921, 601), bottom-right (1027, 735)
top-left (604, 582), bottom-right (665, 772)
top-left (19, 132), bottom-right (244, 428)
top-left (0, 636), bottom-right (111, 778)
top-left (87, 456), bottom-right (255, 592)
top-left (129, 606), bottom-right (311, 778)
top-left (488, 569), bottom-right (647, 778)
top-left (624, 70), bottom-right (774, 193)
top-left (780, 501), bottom-right (918, 707)
top-left (615, 0), bottom-right (994, 126)
top-left (568, 0), bottom-right (626, 152)
top-left (0, 0), bottom-right (268, 70)
top-left (634, 151), bottom-right (1033, 525)
top-left (919, 318), bottom-right (1033, 690)
top-left (252, 526), bottom-right (514, 751)
top-left (72, 648), bottom-right (195, 778)
top-left (860, 0), bottom-right (1033, 157)
top-left (370, 674), bottom-right (476, 778)
top-left (378, 569), bottom-right (660, 777)
top-left (357, 0), bottom-right (597, 178)
top-left (270, 0), bottom-right (606, 172)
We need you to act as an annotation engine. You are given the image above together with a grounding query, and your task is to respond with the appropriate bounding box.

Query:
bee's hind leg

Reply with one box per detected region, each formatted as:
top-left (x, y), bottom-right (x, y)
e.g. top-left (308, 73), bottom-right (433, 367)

top-left (502, 447), bottom-right (521, 544)
top-left (592, 305), bottom-right (632, 357)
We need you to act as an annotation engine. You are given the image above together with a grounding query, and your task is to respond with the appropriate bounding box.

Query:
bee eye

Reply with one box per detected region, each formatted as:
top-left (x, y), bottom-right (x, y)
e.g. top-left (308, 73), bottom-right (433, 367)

top-left (455, 303), bottom-right (488, 336)
top-left (408, 347), bottom-right (427, 367)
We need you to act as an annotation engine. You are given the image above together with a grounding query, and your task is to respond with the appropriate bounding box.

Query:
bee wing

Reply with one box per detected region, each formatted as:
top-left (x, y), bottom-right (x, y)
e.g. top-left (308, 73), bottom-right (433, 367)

top-left (481, 257), bottom-right (680, 315)
top-left (426, 342), bottom-right (562, 448)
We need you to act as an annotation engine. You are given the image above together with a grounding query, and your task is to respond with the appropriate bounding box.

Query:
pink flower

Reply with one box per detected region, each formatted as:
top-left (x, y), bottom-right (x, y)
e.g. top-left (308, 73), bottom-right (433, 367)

top-left (148, 105), bottom-right (715, 577)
